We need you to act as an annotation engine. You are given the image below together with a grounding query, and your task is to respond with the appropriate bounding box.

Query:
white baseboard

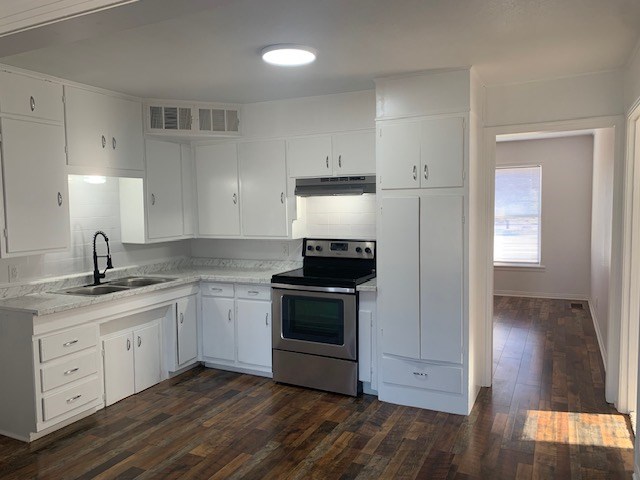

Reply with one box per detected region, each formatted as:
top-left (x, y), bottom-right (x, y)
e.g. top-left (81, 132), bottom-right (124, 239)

top-left (587, 299), bottom-right (608, 372)
top-left (494, 290), bottom-right (588, 301)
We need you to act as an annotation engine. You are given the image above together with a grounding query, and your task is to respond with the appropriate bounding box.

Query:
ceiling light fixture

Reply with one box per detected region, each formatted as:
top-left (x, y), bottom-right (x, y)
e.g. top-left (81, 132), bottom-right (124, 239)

top-left (261, 44), bottom-right (317, 67)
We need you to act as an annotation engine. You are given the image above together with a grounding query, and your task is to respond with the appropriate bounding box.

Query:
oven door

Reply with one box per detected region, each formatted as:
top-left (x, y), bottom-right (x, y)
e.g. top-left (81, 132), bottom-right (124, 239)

top-left (272, 286), bottom-right (357, 361)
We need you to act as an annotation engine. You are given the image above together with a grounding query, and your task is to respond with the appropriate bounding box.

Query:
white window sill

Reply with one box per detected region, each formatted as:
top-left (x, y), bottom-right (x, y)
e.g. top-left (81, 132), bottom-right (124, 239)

top-left (494, 263), bottom-right (546, 271)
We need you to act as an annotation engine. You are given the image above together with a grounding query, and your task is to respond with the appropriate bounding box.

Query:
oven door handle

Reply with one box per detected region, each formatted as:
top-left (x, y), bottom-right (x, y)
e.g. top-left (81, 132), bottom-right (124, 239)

top-left (271, 283), bottom-right (355, 294)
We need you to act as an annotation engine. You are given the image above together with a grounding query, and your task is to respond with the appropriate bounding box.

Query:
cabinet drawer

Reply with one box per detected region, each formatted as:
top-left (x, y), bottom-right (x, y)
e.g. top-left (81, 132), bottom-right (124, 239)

top-left (201, 282), bottom-right (234, 297)
top-left (236, 284), bottom-right (271, 300)
top-left (39, 325), bottom-right (97, 363)
top-left (0, 71), bottom-right (63, 122)
top-left (40, 350), bottom-right (98, 393)
top-left (42, 377), bottom-right (99, 422)
top-left (381, 356), bottom-right (462, 394)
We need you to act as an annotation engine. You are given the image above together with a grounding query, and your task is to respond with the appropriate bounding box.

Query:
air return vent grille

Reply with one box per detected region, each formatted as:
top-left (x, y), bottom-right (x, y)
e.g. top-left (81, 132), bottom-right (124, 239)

top-left (147, 103), bottom-right (240, 136)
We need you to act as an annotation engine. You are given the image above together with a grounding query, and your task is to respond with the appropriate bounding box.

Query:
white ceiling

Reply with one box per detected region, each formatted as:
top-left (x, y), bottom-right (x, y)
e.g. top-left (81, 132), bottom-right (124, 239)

top-left (1, 0), bottom-right (639, 103)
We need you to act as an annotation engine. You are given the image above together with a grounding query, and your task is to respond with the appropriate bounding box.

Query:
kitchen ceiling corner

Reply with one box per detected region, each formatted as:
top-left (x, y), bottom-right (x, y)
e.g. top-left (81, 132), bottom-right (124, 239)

top-left (1, 0), bottom-right (639, 103)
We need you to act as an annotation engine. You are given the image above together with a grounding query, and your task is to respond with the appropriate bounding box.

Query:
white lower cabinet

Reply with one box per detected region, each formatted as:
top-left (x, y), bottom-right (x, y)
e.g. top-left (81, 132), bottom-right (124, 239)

top-left (176, 294), bottom-right (198, 366)
top-left (201, 282), bottom-right (272, 374)
top-left (102, 321), bottom-right (161, 406)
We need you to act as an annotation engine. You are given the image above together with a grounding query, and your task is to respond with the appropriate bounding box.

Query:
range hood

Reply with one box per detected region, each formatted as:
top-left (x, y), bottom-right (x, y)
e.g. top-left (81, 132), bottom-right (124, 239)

top-left (295, 176), bottom-right (376, 197)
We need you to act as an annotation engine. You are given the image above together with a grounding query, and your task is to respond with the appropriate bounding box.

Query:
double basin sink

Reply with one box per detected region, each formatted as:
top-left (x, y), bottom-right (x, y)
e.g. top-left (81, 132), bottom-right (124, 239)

top-left (58, 276), bottom-right (176, 296)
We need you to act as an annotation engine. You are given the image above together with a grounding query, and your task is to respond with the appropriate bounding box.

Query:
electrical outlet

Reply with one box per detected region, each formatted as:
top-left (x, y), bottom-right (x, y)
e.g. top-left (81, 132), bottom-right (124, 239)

top-left (8, 264), bottom-right (19, 282)
top-left (281, 242), bottom-right (289, 258)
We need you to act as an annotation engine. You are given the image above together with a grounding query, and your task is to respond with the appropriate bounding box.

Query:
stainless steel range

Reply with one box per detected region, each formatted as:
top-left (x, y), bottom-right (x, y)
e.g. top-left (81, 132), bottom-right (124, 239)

top-left (271, 238), bottom-right (376, 396)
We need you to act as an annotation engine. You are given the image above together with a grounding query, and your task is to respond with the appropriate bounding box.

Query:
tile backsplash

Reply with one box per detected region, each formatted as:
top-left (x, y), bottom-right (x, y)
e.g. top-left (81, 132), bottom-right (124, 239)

top-left (302, 194), bottom-right (376, 239)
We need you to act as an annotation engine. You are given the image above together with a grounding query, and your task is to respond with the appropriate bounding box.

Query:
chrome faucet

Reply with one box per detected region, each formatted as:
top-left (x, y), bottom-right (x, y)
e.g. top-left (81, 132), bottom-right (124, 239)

top-left (92, 230), bottom-right (113, 285)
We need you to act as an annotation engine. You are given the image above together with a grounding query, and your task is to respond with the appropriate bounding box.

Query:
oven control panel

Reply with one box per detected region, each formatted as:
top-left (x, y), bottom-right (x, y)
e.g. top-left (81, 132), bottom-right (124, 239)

top-left (303, 239), bottom-right (375, 259)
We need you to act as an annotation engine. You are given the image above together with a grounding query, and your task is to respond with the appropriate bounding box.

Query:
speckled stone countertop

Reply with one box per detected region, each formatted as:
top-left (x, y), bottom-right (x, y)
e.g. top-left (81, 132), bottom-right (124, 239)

top-left (357, 278), bottom-right (377, 292)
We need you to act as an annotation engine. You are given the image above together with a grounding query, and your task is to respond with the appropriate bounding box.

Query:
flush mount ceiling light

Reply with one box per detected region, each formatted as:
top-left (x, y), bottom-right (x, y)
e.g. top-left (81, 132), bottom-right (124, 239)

top-left (261, 44), bottom-right (317, 66)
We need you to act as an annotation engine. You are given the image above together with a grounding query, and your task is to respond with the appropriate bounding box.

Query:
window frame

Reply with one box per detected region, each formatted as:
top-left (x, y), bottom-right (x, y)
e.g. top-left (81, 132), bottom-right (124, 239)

top-left (493, 164), bottom-right (543, 268)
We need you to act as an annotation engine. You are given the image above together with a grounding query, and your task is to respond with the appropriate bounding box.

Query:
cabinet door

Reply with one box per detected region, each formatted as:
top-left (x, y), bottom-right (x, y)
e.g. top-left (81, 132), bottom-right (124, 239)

top-left (107, 95), bottom-right (144, 171)
top-left (177, 295), bottom-right (198, 366)
top-left (287, 136), bottom-right (332, 178)
top-left (146, 139), bottom-right (183, 239)
top-left (236, 299), bottom-right (271, 368)
top-left (420, 195), bottom-right (463, 363)
top-left (180, 144), bottom-right (195, 236)
top-left (332, 131), bottom-right (375, 175)
top-left (238, 140), bottom-right (287, 237)
top-left (378, 122), bottom-right (421, 189)
top-left (0, 71), bottom-right (63, 122)
top-left (195, 143), bottom-right (240, 236)
top-left (103, 332), bottom-right (134, 406)
top-left (420, 117), bottom-right (464, 188)
top-left (64, 86), bottom-right (109, 169)
top-left (133, 322), bottom-right (161, 393)
top-left (378, 196), bottom-right (420, 358)
top-left (1, 118), bottom-right (69, 255)
top-left (202, 297), bottom-right (235, 361)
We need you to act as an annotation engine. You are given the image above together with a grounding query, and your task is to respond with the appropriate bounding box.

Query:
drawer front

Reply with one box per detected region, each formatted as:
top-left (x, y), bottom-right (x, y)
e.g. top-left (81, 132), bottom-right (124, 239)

top-left (42, 377), bottom-right (99, 422)
top-left (381, 356), bottom-right (463, 394)
top-left (39, 325), bottom-right (97, 363)
top-left (201, 282), bottom-right (234, 297)
top-left (236, 284), bottom-right (271, 301)
top-left (0, 71), bottom-right (64, 122)
top-left (40, 350), bottom-right (98, 393)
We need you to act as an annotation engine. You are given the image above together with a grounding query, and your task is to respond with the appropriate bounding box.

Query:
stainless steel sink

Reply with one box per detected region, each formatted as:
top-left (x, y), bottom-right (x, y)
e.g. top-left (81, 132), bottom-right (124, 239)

top-left (55, 276), bottom-right (176, 296)
top-left (63, 285), bottom-right (131, 296)
top-left (108, 276), bottom-right (175, 287)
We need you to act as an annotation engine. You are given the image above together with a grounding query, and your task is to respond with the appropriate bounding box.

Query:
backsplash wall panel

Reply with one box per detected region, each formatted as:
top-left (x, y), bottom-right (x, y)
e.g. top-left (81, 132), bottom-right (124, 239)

top-left (304, 194), bottom-right (376, 239)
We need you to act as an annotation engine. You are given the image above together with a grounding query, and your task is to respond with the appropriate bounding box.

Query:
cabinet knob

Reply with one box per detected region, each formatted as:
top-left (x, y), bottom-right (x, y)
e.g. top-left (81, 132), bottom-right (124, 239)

top-left (180, 312), bottom-right (184, 324)
top-left (66, 394), bottom-right (82, 404)
top-left (57, 192), bottom-right (63, 207)
top-left (280, 192), bottom-right (284, 204)
top-left (265, 313), bottom-right (269, 326)
top-left (101, 135), bottom-right (106, 149)
top-left (228, 309), bottom-right (232, 322)
top-left (112, 137), bottom-right (117, 150)
top-left (151, 193), bottom-right (156, 205)
top-left (412, 165), bottom-right (417, 180)
top-left (326, 156), bottom-right (329, 169)
top-left (413, 371), bottom-right (428, 377)
top-left (29, 96), bottom-right (35, 112)
top-left (63, 339), bottom-right (78, 347)
top-left (338, 155), bottom-right (342, 168)
top-left (424, 164), bottom-right (429, 180)
top-left (232, 193), bottom-right (237, 205)
top-left (126, 338), bottom-right (131, 351)
top-left (137, 336), bottom-right (142, 347)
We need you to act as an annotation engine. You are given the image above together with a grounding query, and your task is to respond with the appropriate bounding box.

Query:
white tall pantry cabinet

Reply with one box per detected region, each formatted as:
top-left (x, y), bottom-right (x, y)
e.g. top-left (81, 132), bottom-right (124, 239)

top-left (376, 69), bottom-right (485, 415)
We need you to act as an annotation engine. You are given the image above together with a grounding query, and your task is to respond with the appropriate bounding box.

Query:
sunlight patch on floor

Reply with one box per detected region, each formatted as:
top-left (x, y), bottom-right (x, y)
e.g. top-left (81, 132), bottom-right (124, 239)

top-left (520, 410), bottom-right (633, 449)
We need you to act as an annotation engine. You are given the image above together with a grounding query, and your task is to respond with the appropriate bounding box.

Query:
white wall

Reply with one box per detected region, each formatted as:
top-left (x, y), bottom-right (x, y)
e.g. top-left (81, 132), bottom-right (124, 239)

top-left (0, 175), bottom-right (189, 284)
top-left (485, 70), bottom-right (624, 127)
top-left (590, 128), bottom-right (615, 369)
top-left (494, 135), bottom-right (594, 299)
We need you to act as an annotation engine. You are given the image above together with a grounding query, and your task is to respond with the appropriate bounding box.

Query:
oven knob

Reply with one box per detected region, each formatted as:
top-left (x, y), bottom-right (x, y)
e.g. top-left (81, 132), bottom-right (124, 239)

top-left (315, 246), bottom-right (323, 252)
top-left (307, 245), bottom-right (313, 251)
top-left (364, 247), bottom-right (372, 254)
top-left (355, 247), bottom-right (362, 253)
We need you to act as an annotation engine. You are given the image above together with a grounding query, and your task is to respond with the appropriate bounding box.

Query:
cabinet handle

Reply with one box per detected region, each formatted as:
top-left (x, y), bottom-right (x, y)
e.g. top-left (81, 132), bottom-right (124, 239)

top-left (232, 193), bottom-right (237, 205)
top-left (137, 336), bottom-right (141, 347)
top-left (112, 137), bottom-right (116, 150)
top-left (66, 394), bottom-right (82, 404)
top-left (30, 96), bottom-right (35, 112)
top-left (412, 165), bottom-right (417, 180)
top-left (413, 372), bottom-right (428, 377)
top-left (338, 155), bottom-right (342, 168)
top-left (101, 135), bottom-right (106, 149)
top-left (424, 164), bottom-right (429, 180)
top-left (280, 192), bottom-right (284, 204)
top-left (64, 367), bottom-right (79, 376)
top-left (57, 192), bottom-right (63, 207)
top-left (126, 338), bottom-right (131, 351)
top-left (265, 313), bottom-right (269, 326)
top-left (63, 339), bottom-right (78, 347)
top-left (228, 309), bottom-right (232, 322)
top-left (326, 156), bottom-right (329, 169)
top-left (211, 287), bottom-right (223, 292)
top-left (151, 193), bottom-right (156, 205)
top-left (180, 312), bottom-right (184, 324)
top-left (247, 290), bottom-right (259, 296)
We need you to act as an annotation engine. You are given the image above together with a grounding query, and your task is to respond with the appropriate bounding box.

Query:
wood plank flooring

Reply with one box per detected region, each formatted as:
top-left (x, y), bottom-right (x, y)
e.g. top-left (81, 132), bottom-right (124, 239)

top-left (0, 296), bottom-right (634, 479)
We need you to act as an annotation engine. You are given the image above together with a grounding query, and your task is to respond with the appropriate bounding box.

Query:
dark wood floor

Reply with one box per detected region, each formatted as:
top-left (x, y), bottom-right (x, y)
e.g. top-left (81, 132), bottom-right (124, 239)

top-left (0, 297), bottom-right (634, 479)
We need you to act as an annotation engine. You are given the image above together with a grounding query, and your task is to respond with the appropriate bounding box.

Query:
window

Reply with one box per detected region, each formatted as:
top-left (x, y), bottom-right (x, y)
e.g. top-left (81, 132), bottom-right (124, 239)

top-left (494, 165), bottom-right (542, 265)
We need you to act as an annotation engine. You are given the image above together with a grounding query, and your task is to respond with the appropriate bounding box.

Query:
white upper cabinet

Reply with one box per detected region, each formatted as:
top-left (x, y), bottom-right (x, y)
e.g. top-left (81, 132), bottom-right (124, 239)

top-left (239, 140), bottom-right (288, 237)
top-left (180, 144), bottom-right (195, 236)
top-left (0, 71), bottom-right (63, 122)
top-left (146, 139), bottom-right (183, 240)
top-left (65, 86), bottom-right (144, 172)
top-left (195, 143), bottom-right (240, 236)
top-left (287, 130), bottom-right (375, 178)
top-left (379, 117), bottom-right (464, 190)
top-left (0, 118), bottom-right (68, 256)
